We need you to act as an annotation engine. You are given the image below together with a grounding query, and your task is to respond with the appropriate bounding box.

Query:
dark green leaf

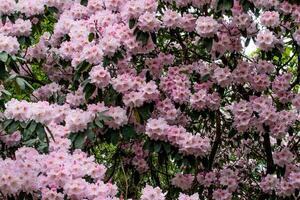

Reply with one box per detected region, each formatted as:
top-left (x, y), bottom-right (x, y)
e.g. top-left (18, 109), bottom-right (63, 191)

top-left (154, 142), bottom-right (161, 153)
top-left (28, 121), bottom-right (38, 133)
top-left (37, 142), bottom-right (48, 153)
top-left (0, 52), bottom-right (8, 62)
top-left (7, 121), bottom-right (19, 133)
top-left (86, 128), bottom-right (95, 142)
top-left (129, 18), bottom-right (136, 29)
top-left (245, 38), bottom-right (251, 47)
top-left (36, 124), bottom-right (46, 142)
top-left (110, 131), bottom-right (119, 145)
top-left (3, 119), bottom-right (13, 130)
top-left (84, 83), bottom-right (96, 100)
top-left (74, 133), bottom-right (86, 149)
top-left (24, 139), bottom-right (37, 147)
top-left (88, 33), bottom-right (94, 42)
top-left (122, 125), bottom-right (136, 140)
top-left (20, 121), bottom-right (30, 129)
top-left (136, 30), bottom-right (150, 46)
top-left (163, 143), bottom-right (171, 154)
top-left (95, 119), bottom-right (104, 128)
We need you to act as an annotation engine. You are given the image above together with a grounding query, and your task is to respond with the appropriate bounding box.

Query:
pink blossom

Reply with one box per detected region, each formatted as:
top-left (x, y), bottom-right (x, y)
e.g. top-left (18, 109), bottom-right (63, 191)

top-left (195, 16), bottom-right (219, 38)
top-left (140, 185), bottom-right (166, 200)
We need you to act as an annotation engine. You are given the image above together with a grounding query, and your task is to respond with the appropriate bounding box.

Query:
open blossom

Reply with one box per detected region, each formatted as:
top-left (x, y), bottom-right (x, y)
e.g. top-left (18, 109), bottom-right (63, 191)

top-left (0, 147), bottom-right (115, 199)
top-left (65, 110), bottom-right (94, 132)
top-left (156, 98), bottom-right (179, 121)
top-left (213, 189), bottom-right (232, 200)
top-left (0, 34), bottom-right (19, 55)
top-left (89, 65), bottom-right (111, 88)
top-left (138, 12), bottom-right (161, 32)
top-left (100, 36), bottom-right (121, 57)
top-left (145, 118), bottom-right (169, 141)
top-left (178, 133), bottom-right (211, 157)
top-left (293, 29), bottom-right (300, 46)
top-left (260, 11), bottom-right (280, 27)
top-left (0, 0), bottom-right (16, 15)
top-left (66, 87), bottom-right (85, 107)
top-left (0, 130), bottom-right (21, 147)
top-left (123, 91), bottom-right (145, 107)
top-left (111, 73), bottom-right (137, 93)
top-left (219, 168), bottom-right (239, 192)
top-left (32, 83), bottom-right (61, 101)
top-left (195, 16), bottom-right (219, 38)
top-left (197, 171), bottom-right (217, 187)
top-left (105, 106), bottom-right (128, 129)
top-left (273, 148), bottom-right (295, 167)
top-left (171, 173), bottom-right (194, 191)
top-left (190, 89), bottom-right (220, 111)
top-left (17, 0), bottom-right (45, 17)
top-left (292, 93), bottom-right (300, 110)
top-left (140, 185), bottom-right (166, 200)
top-left (178, 193), bottom-right (199, 200)
top-left (162, 9), bottom-right (181, 29)
top-left (255, 30), bottom-right (278, 51)
top-left (213, 67), bottom-right (232, 87)
top-left (260, 174), bottom-right (278, 194)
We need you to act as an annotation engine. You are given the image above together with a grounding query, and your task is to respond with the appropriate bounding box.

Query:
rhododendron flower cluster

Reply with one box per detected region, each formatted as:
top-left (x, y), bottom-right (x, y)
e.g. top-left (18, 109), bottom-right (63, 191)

top-left (0, 0), bottom-right (300, 199)
top-left (146, 118), bottom-right (211, 157)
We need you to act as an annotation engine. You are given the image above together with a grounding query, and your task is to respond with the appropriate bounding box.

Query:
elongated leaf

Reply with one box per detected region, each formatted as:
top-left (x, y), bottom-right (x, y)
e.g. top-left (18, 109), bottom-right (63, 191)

top-left (74, 133), bottom-right (86, 149)
top-left (16, 78), bottom-right (26, 90)
top-left (0, 52), bottom-right (8, 62)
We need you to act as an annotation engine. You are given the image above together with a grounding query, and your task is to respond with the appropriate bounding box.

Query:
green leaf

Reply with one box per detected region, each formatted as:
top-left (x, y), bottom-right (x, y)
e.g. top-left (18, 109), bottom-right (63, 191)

top-left (86, 128), bottom-right (95, 142)
top-left (36, 124), bottom-right (46, 142)
top-left (3, 119), bottom-right (13, 130)
top-left (0, 63), bottom-right (8, 80)
top-left (80, 0), bottom-right (88, 6)
top-left (7, 121), bottom-right (19, 133)
top-left (16, 77), bottom-right (26, 90)
top-left (24, 138), bottom-right (37, 147)
top-left (110, 132), bottom-right (119, 145)
top-left (0, 52), bottom-right (8, 62)
top-left (154, 142), bottom-right (161, 153)
top-left (20, 121), bottom-right (30, 129)
top-left (136, 30), bottom-right (150, 46)
top-left (223, 0), bottom-right (233, 11)
top-left (22, 79), bottom-right (35, 90)
top-left (88, 33), bottom-right (94, 42)
top-left (23, 129), bottom-right (33, 140)
top-left (76, 61), bottom-right (91, 73)
top-left (203, 38), bottom-right (213, 52)
top-left (201, 74), bottom-right (210, 82)
top-left (97, 110), bottom-right (112, 121)
top-left (137, 104), bottom-right (152, 123)
top-left (84, 83), bottom-right (96, 100)
top-left (122, 125), bottom-right (136, 140)
top-left (74, 133), bottom-right (86, 149)
top-left (1, 89), bottom-right (11, 96)
top-left (28, 121), bottom-right (38, 133)
top-left (95, 119), bottom-right (104, 128)
top-left (129, 18), bottom-right (136, 29)
top-left (163, 143), bottom-right (171, 154)
top-left (245, 38), bottom-right (251, 47)
top-left (37, 142), bottom-right (48, 153)
top-left (151, 32), bottom-right (157, 44)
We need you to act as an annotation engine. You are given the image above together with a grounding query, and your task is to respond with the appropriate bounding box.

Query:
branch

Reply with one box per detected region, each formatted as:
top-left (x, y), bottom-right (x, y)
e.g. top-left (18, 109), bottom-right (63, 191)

top-left (262, 130), bottom-right (275, 174)
top-left (208, 110), bottom-right (222, 170)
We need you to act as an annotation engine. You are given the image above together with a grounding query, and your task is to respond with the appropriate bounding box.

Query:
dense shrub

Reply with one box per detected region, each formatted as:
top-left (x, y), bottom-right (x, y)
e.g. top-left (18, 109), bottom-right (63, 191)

top-left (0, 0), bottom-right (299, 199)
